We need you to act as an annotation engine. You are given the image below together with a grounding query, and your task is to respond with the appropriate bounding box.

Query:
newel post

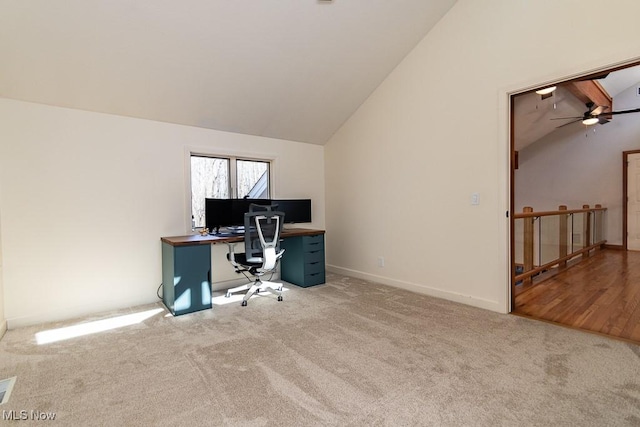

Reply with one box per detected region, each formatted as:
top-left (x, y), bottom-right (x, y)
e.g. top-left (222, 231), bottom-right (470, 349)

top-left (595, 204), bottom-right (604, 246)
top-left (558, 205), bottom-right (568, 268)
top-left (523, 206), bottom-right (534, 285)
top-left (583, 204), bottom-right (591, 259)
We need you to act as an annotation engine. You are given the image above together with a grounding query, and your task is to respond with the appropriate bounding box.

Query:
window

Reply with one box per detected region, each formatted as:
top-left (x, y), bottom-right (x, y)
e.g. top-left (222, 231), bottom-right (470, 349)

top-left (190, 154), bottom-right (271, 228)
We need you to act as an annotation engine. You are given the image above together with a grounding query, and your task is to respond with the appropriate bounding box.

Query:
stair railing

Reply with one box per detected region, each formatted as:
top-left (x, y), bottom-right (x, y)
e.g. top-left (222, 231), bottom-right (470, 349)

top-left (513, 204), bottom-right (607, 285)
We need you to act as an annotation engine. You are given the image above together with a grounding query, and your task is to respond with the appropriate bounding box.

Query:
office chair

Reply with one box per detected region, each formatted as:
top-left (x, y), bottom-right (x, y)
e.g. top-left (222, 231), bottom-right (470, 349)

top-left (225, 206), bottom-right (285, 306)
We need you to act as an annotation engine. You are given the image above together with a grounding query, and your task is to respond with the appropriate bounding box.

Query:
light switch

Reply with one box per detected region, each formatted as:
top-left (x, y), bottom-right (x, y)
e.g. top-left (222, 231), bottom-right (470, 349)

top-left (471, 192), bottom-right (480, 205)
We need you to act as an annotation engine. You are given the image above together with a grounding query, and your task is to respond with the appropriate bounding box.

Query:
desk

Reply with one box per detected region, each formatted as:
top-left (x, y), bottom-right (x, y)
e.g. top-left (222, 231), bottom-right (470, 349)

top-left (161, 228), bottom-right (325, 315)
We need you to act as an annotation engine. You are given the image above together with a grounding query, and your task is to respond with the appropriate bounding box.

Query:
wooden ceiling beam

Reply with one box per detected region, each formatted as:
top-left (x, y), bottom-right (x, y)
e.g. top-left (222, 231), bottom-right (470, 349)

top-left (563, 79), bottom-right (613, 113)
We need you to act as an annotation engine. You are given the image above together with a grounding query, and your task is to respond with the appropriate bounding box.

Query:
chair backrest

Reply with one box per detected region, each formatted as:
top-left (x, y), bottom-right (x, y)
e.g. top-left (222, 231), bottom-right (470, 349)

top-left (243, 208), bottom-right (285, 266)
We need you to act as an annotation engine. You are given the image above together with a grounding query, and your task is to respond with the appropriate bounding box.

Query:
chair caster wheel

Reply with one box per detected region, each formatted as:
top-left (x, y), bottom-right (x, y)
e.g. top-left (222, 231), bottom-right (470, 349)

top-left (254, 288), bottom-right (260, 293)
top-left (278, 296), bottom-right (283, 302)
top-left (241, 300), bottom-right (248, 307)
top-left (225, 292), bottom-right (231, 298)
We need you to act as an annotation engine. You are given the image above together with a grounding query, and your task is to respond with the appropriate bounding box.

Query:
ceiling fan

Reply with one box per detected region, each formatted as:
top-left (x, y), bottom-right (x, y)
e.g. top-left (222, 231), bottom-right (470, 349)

top-left (551, 102), bottom-right (640, 128)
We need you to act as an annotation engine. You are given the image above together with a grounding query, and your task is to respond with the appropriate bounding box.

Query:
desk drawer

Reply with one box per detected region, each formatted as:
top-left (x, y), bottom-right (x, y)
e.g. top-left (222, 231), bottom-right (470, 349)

top-left (303, 234), bottom-right (324, 251)
top-left (303, 249), bottom-right (324, 264)
top-left (304, 259), bottom-right (324, 275)
top-left (303, 271), bottom-right (325, 287)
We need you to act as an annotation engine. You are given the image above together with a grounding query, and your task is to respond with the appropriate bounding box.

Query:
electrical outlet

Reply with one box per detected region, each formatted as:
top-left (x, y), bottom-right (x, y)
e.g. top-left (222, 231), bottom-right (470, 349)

top-left (377, 256), bottom-right (385, 267)
top-left (471, 192), bottom-right (480, 205)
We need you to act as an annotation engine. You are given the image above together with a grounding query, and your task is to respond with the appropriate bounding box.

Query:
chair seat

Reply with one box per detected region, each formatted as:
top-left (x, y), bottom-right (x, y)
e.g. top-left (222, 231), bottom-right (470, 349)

top-left (226, 252), bottom-right (262, 268)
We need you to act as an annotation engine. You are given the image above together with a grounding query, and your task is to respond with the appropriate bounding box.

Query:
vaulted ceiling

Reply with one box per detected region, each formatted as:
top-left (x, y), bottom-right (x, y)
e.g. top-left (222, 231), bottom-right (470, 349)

top-left (0, 0), bottom-right (458, 145)
top-left (514, 65), bottom-right (640, 151)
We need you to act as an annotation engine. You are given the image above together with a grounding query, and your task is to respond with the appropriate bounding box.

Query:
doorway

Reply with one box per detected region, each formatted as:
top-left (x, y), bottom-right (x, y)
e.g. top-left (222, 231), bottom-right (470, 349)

top-left (509, 61), bottom-right (640, 343)
top-left (624, 150), bottom-right (640, 251)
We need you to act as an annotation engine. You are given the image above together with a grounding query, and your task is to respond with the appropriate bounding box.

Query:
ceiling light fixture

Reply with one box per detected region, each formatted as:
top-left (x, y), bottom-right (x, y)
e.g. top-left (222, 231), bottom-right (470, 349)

top-left (535, 86), bottom-right (557, 95)
top-left (582, 117), bottom-right (599, 126)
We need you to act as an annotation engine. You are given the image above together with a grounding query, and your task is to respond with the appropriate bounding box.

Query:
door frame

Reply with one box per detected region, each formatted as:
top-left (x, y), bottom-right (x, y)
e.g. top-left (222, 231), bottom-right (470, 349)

top-left (509, 61), bottom-right (640, 312)
top-left (623, 150), bottom-right (640, 251)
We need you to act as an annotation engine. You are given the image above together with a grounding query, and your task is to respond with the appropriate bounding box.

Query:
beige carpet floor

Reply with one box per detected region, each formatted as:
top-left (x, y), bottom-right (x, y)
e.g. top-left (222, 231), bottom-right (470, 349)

top-left (0, 273), bottom-right (639, 426)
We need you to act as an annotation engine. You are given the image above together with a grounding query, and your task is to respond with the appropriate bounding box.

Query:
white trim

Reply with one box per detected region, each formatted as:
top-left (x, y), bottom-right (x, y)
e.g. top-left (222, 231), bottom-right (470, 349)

top-left (504, 55), bottom-right (640, 97)
top-left (184, 145), bottom-right (279, 233)
top-left (326, 265), bottom-right (503, 313)
top-left (498, 87), bottom-right (512, 314)
top-left (187, 144), bottom-right (279, 162)
top-left (0, 320), bottom-right (7, 340)
top-left (184, 146), bottom-right (195, 232)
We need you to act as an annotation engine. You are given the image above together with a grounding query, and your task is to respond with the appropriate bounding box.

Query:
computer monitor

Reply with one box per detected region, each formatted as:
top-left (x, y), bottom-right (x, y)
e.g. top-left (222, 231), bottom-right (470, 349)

top-left (205, 198), bottom-right (274, 233)
top-left (205, 198), bottom-right (311, 232)
top-left (205, 199), bottom-right (234, 232)
top-left (231, 199), bottom-right (273, 225)
top-left (272, 199), bottom-right (312, 223)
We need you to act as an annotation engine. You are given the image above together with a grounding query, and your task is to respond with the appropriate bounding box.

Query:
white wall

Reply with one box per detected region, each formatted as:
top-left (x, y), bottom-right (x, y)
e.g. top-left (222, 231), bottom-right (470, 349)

top-left (0, 205), bottom-right (6, 338)
top-left (515, 84), bottom-right (640, 246)
top-left (324, 0), bottom-right (640, 313)
top-left (0, 99), bottom-right (325, 328)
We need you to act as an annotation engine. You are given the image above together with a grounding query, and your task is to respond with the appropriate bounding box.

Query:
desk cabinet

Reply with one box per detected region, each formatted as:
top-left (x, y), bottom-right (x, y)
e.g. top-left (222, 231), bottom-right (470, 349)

top-left (161, 242), bottom-right (212, 316)
top-left (280, 233), bottom-right (325, 287)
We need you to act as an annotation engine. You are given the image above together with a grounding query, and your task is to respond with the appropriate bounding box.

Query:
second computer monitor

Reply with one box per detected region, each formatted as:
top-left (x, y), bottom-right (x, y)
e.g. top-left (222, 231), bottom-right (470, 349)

top-left (205, 198), bottom-right (312, 231)
top-left (231, 199), bottom-right (273, 224)
top-left (272, 199), bottom-right (312, 224)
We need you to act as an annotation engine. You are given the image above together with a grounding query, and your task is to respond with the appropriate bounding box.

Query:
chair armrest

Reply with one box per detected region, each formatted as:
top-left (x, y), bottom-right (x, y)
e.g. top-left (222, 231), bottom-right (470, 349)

top-left (226, 242), bottom-right (239, 267)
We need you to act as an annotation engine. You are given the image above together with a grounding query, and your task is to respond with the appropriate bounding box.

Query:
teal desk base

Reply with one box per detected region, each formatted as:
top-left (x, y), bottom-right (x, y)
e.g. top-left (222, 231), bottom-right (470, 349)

top-left (280, 234), bottom-right (325, 287)
top-left (161, 242), bottom-right (212, 316)
top-left (161, 228), bottom-right (325, 316)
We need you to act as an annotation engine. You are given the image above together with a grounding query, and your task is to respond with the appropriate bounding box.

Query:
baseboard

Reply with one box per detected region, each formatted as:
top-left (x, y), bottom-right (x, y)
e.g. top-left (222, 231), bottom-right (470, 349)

top-left (604, 244), bottom-right (624, 250)
top-left (6, 295), bottom-right (164, 329)
top-left (0, 319), bottom-right (7, 340)
top-left (9, 274), bottom-right (286, 328)
top-left (326, 264), bottom-right (504, 313)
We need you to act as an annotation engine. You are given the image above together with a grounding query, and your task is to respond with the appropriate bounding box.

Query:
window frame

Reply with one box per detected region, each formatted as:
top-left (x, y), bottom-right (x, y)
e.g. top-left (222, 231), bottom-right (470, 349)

top-left (234, 158), bottom-right (271, 199)
top-left (185, 148), bottom-right (276, 232)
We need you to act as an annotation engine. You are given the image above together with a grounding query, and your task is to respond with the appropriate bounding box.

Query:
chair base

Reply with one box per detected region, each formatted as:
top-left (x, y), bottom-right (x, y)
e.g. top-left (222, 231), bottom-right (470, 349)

top-left (225, 279), bottom-right (283, 306)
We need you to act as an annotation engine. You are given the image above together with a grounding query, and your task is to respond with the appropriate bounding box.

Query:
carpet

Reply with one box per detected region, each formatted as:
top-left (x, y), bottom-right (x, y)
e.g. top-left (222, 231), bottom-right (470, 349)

top-left (0, 273), bottom-right (639, 426)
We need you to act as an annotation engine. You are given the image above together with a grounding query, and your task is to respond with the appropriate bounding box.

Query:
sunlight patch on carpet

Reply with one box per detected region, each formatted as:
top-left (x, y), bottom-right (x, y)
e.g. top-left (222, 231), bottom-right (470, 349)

top-left (35, 308), bottom-right (164, 345)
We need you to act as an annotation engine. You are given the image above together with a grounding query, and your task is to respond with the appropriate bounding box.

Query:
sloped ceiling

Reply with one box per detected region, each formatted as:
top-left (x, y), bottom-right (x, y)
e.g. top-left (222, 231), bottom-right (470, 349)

top-left (0, 0), bottom-right (458, 145)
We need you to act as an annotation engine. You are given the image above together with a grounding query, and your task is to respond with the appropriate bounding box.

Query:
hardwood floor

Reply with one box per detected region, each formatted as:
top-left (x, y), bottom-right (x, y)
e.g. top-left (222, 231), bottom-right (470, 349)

top-left (513, 249), bottom-right (640, 343)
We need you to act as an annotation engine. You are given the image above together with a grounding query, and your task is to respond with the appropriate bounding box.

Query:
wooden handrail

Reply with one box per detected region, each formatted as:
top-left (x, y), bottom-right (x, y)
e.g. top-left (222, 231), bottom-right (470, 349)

top-left (514, 205), bottom-right (606, 219)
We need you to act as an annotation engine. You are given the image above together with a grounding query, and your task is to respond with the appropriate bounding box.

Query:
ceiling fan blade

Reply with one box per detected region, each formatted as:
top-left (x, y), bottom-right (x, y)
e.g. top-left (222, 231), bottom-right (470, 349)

top-left (598, 117), bottom-right (610, 125)
top-left (555, 119), bottom-right (581, 128)
top-left (608, 108), bottom-right (640, 116)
